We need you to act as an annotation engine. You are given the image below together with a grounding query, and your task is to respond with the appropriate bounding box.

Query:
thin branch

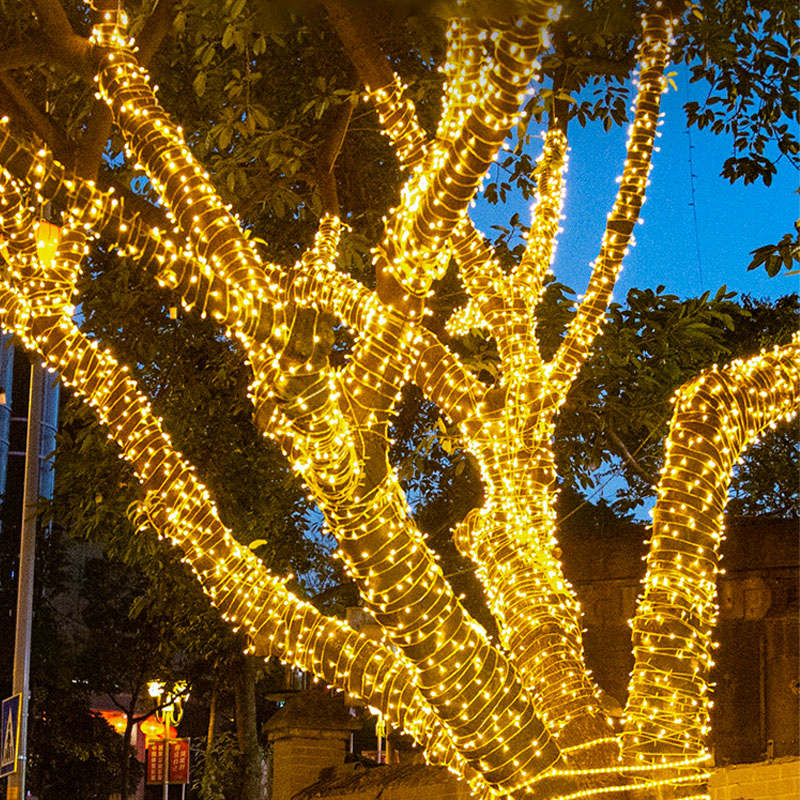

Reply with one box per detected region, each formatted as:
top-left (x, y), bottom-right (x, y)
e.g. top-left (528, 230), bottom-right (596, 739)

top-left (550, 9), bottom-right (672, 396)
top-left (603, 420), bottom-right (659, 486)
top-left (0, 73), bottom-right (71, 163)
top-left (106, 694), bottom-right (130, 715)
top-left (510, 127), bottom-right (567, 312)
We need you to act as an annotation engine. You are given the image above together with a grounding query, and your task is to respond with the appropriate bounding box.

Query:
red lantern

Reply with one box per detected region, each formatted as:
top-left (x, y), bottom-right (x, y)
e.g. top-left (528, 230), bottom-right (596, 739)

top-left (97, 710), bottom-right (128, 735)
top-left (139, 716), bottom-right (177, 739)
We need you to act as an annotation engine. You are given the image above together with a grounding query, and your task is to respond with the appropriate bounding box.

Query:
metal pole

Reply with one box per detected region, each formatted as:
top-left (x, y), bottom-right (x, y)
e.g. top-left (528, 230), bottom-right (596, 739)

top-left (8, 362), bottom-right (45, 799)
top-left (163, 710), bottom-right (170, 800)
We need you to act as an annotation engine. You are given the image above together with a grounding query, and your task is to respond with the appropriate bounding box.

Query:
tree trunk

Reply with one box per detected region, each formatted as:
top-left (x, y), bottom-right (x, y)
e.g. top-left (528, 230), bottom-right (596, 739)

top-left (207, 682), bottom-right (218, 748)
top-left (120, 698), bottom-right (135, 800)
top-left (234, 654), bottom-right (263, 800)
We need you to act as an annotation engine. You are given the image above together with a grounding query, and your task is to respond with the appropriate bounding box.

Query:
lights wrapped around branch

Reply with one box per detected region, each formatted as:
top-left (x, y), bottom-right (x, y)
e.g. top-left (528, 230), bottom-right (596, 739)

top-left (92, 12), bottom-right (270, 337)
top-left (437, 4), bottom-right (675, 755)
top-left (0, 245), bottom-right (489, 795)
top-left (550, 8), bottom-right (675, 396)
top-left (367, 78), bottom-right (429, 170)
top-left (437, 18), bottom-right (490, 146)
top-left (511, 127), bottom-right (568, 312)
top-left (376, 7), bottom-right (557, 298)
top-left (622, 341), bottom-right (799, 788)
top-left (254, 226), bottom-right (565, 790)
top-left (2, 1), bottom-right (785, 797)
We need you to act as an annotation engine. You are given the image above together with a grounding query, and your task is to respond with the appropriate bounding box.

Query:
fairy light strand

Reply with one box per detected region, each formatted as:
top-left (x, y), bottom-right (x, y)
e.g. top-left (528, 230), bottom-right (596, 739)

top-left (0, 1), bottom-right (789, 798)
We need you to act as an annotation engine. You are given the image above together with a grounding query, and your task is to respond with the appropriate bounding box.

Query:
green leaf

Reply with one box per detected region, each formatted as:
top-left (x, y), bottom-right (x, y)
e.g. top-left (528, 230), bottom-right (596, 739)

top-left (221, 24), bottom-right (234, 49)
top-left (251, 107), bottom-right (271, 128)
top-left (193, 71), bottom-right (207, 98)
top-left (228, 0), bottom-right (246, 18)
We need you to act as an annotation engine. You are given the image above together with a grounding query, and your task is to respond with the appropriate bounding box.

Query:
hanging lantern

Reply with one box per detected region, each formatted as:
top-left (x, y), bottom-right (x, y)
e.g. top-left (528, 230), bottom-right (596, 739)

top-left (98, 709), bottom-right (128, 735)
top-left (35, 220), bottom-right (61, 267)
top-left (139, 716), bottom-right (176, 739)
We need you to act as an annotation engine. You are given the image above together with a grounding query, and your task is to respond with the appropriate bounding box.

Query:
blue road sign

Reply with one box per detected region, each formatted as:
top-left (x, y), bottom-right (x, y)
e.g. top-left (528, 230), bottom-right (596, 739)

top-left (1, 694), bottom-right (21, 777)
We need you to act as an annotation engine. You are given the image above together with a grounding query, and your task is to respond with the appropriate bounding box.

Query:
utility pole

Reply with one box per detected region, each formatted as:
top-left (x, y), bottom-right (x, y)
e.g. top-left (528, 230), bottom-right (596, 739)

top-left (7, 363), bottom-right (45, 799)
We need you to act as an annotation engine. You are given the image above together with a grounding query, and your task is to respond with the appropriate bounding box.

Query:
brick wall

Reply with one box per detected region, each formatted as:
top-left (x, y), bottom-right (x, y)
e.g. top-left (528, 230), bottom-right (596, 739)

top-left (709, 758), bottom-right (799, 800)
top-left (270, 729), bottom-right (349, 800)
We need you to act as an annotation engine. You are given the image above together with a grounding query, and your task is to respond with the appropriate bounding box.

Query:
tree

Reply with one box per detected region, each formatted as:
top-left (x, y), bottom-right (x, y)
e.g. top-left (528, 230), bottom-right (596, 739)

top-left (49, 391), bottom-right (289, 800)
top-left (0, 1), bottom-right (797, 799)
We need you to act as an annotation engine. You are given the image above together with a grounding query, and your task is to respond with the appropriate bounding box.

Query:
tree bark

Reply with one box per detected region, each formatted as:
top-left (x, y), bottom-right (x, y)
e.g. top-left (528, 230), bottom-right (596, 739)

top-left (234, 655), bottom-right (264, 800)
top-left (207, 682), bottom-right (218, 749)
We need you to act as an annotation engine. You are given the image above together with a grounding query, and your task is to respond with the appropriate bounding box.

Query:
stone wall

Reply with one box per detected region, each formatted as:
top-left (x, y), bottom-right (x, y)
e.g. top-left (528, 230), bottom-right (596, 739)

top-left (709, 757), bottom-right (800, 800)
top-left (560, 517), bottom-right (799, 763)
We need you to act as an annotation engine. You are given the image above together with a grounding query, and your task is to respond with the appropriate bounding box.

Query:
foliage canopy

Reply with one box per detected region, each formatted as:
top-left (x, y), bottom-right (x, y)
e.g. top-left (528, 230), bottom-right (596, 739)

top-left (0, 1), bottom-right (797, 799)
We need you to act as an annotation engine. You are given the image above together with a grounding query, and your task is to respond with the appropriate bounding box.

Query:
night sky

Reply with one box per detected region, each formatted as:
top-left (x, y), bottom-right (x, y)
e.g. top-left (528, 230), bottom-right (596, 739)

top-left (473, 66), bottom-right (799, 303)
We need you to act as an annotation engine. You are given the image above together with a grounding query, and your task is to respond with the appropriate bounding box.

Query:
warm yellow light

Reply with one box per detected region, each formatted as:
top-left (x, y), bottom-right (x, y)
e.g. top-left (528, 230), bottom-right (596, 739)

top-left (0, 3), bottom-right (792, 799)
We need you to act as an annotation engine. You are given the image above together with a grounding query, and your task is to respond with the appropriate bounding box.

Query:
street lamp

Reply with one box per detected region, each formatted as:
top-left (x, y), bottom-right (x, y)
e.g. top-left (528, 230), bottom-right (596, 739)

top-left (147, 682), bottom-right (188, 800)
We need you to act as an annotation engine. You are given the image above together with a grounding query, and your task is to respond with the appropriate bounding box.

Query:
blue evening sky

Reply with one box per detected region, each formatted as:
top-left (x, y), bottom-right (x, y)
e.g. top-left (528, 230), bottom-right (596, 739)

top-left (472, 68), bottom-right (799, 303)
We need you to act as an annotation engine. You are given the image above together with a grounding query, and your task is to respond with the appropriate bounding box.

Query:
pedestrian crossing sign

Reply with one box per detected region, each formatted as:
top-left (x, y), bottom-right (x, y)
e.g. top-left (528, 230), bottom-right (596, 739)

top-left (1, 694), bottom-right (21, 777)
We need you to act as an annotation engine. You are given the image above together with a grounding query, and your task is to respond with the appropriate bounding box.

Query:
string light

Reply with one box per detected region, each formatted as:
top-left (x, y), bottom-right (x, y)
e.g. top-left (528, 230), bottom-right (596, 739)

top-left (0, 1), bottom-right (794, 798)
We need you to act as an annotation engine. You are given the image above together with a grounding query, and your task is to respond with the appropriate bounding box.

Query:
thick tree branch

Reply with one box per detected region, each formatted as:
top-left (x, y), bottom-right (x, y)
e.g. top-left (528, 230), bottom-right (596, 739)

top-left (91, 12), bottom-right (274, 338)
top-left (448, 221), bottom-right (514, 353)
top-left (73, 103), bottom-right (114, 181)
top-left (436, 18), bottom-right (487, 145)
top-left (31, 0), bottom-right (75, 38)
top-left (622, 339), bottom-right (799, 788)
top-left (0, 32), bottom-right (54, 71)
top-left (318, 0), bottom-right (395, 90)
top-left (603, 422), bottom-right (659, 487)
top-left (379, 15), bottom-right (552, 298)
top-left (0, 122), bottom-right (484, 427)
top-left (76, 0), bottom-right (177, 182)
top-left (315, 98), bottom-right (354, 216)
top-left (321, 0), bottom-right (429, 169)
top-left (0, 279), bottom-right (477, 789)
top-left (30, 0), bottom-right (94, 79)
top-left (136, 0), bottom-right (178, 66)
top-left (0, 223), bottom-right (509, 796)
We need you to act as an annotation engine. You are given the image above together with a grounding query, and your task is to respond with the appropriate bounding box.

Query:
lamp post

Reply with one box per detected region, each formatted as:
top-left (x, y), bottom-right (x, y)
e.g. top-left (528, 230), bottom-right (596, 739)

top-left (148, 682), bottom-right (187, 800)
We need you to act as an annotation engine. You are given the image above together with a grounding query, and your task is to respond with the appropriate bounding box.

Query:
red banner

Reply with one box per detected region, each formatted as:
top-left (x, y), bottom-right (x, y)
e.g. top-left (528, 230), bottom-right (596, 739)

top-left (146, 738), bottom-right (190, 785)
top-left (145, 740), bottom-right (166, 785)
top-left (168, 738), bottom-right (190, 784)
